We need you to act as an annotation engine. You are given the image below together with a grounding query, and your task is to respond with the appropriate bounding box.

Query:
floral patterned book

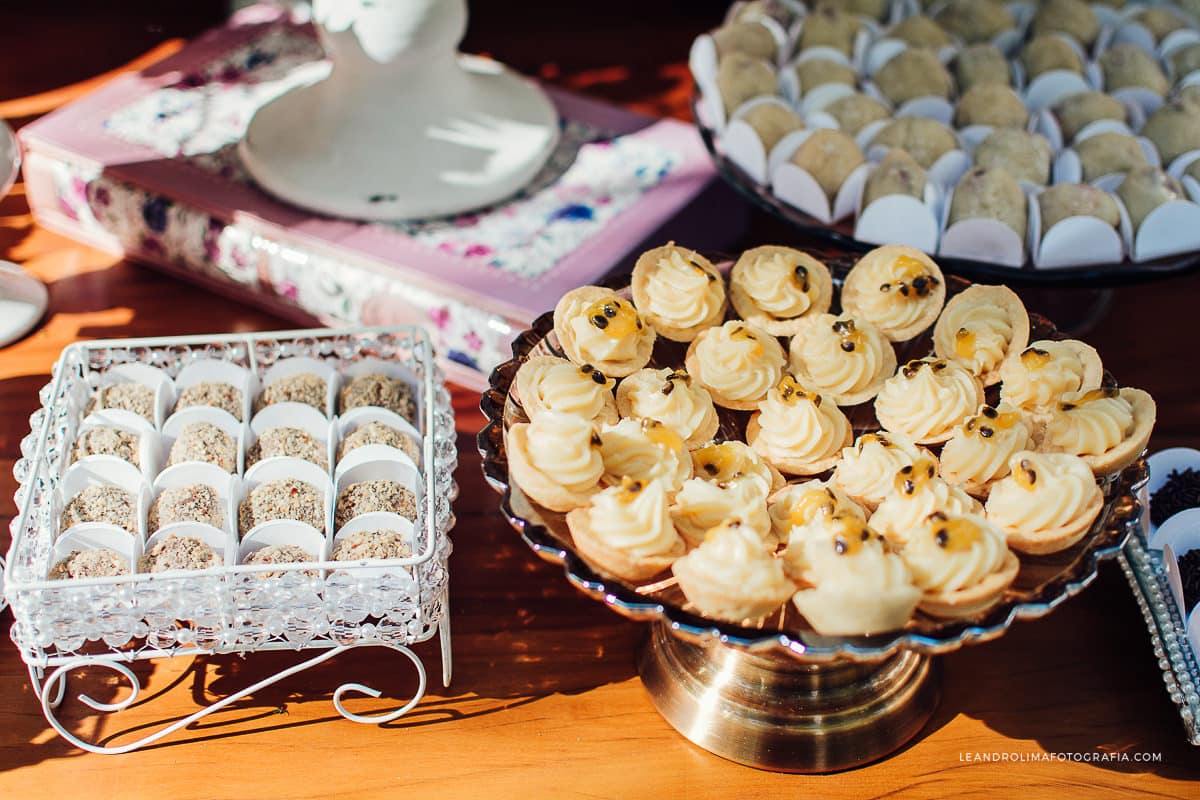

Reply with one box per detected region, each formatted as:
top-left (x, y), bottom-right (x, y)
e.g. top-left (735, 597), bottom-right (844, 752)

top-left (18, 4), bottom-right (733, 388)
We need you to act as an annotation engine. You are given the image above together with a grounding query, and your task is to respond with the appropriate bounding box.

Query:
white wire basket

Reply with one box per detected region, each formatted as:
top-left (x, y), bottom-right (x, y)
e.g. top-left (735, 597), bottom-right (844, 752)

top-left (3, 325), bottom-right (458, 753)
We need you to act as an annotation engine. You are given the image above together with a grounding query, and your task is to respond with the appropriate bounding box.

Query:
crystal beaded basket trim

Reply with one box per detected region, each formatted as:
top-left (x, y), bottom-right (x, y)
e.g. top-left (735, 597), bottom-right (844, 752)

top-left (479, 266), bottom-right (1146, 663)
top-left (4, 325), bottom-right (458, 753)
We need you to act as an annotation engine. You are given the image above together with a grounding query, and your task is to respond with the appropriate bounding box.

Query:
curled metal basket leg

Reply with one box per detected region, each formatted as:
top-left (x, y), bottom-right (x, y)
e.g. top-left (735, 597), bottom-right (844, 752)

top-left (35, 643), bottom-right (430, 754)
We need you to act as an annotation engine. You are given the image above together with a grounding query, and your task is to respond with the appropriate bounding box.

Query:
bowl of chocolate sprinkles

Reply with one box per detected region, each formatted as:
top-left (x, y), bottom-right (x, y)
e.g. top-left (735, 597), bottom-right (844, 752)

top-left (1151, 467), bottom-right (1200, 528)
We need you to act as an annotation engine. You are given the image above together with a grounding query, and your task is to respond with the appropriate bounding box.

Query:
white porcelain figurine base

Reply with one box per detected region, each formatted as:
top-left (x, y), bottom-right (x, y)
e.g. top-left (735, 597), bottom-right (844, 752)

top-left (240, 0), bottom-right (560, 221)
top-left (0, 121), bottom-right (48, 347)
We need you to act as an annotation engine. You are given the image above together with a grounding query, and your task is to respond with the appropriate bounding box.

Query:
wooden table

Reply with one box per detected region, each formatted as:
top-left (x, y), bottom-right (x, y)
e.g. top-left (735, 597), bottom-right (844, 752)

top-left (2, 4), bottom-right (1199, 796)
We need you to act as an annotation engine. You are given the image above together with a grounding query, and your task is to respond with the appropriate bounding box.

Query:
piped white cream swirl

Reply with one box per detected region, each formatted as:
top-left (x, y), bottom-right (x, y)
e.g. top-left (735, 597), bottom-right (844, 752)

top-left (791, 314), bottom-right (891, 399)
top-left (784, 514), bottom-right (912, 592)
top-left (599, 417), bottom-right (691, 494)
top-left (691, 321), bottom-right (785, 403)
top-left (939, 303), bottom-right (1013, 377)
top-left (618, 368), bottom-right (716, 444)
top-left (520, 359), bottom-right (614, 421)
top-left (999, 341), bottom-right (1095, 411)
top-left (834, 432), bottom-right (929, 507)
top-left (563, 294), bottom-right (648, 363)
top-left (1043, 389), bottom-right (1133, 457)
top-left (875, 359), bottom-right (980, 442)
top-left (753, 379), bottom-right (850, 466)
top-left (643, 248), bottom-right (725, 329)
top-left (846, 250), bottom-right (942, 334)
top-left (582, 479), bottom-right (682, 559)
top-left (901, 513), bottom-right (1010, 594)
top-left (671, 475), bottom-right (772, 545)
top-left (740, 251), bottom-right (813, 319)
top-left (673, 521), bottom-right (794, 615)
top-left (869, 477), bottom-right (982, 547)
top-left (690, 441), bottom-right (780, 497)
top-left (939, 405), bottom-right (1033, 489)
top-left (768, 480), bottom-right (866, 544)
top-left (985, 451), bottom-right (1101, 532)
top-left (525, 412), bottom-right (604, 492)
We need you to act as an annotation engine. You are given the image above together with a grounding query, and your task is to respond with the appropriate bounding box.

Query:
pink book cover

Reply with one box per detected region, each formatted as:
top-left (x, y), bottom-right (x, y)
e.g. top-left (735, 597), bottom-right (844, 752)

top-left (18, 4), bottom-right (737, 388)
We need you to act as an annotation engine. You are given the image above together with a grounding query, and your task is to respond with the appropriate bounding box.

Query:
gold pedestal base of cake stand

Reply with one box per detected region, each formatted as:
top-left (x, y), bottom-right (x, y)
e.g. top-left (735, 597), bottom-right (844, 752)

top-left (638, 621), bottom-right (941, 773)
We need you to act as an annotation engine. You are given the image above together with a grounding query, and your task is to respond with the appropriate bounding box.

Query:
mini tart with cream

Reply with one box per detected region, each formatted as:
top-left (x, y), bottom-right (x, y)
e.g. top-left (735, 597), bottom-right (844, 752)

top-left (685, 321), bottom-right (786, 410)
top-left (553, 286), bottom-right (656, 378)
top-left (1040, 386), bottom-right (1156, 476)
top-left (874, 358), bottom-right (984, 444)
top-left (630, 243), bottom-right (727, 342)
top-left (788, 313), bottom-right (897, 405)
top-left (932, 284), bottom-right (1030, 386)
top-left (998, 339), bottom-right (1104, 415)
top-left (746, 375), bottom-right (853, 475)
top-left (614, 367), bottom-right (719, 448)
top-left (869, 458), bottom-right (983, 548)
top-left (506, 411), bottom-right (605, 512)
top-left (672, 520), bottom-right (796, 623)
top-left (788, 513), bottom-right (922, 636)
top-left (939, 404), bottom-right (1034, 497)
top-left (728, 245), bottom-right (834, 336)
top-left (599, 417), bottom-right (692, 494)
top-left (566, 476), bottom-right (687, 581)
top-left (767, 479), bottom-right (866, 547)
top-left (984, 451), bottom-right (1103, 554)
top-left (900, 512), bottom-right (1019, 619)
top-left (514, 355), bottom-right (618, 425)
top-left (689, 440), bottom-right (785, 497)
top-left (840, 245), bottom-right (947, 342)
top-left (834, 431), bottom-right (933, 510)
top-left (671, 474), bottom-right (774, 548)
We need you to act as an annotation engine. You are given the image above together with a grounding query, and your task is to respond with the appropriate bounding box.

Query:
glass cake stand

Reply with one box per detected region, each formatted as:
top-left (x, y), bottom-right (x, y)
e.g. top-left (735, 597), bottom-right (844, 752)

top-left (477, 261), bottom-right (1147, 772)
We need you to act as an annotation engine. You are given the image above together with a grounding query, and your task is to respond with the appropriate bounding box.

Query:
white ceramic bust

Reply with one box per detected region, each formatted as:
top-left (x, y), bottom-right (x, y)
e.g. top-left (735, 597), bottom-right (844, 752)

top-left (240, 0), bottom-right (560, 221)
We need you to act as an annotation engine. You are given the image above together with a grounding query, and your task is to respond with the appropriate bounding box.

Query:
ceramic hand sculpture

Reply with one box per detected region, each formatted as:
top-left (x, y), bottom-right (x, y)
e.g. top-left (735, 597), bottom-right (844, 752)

top-left (240, 0), bottom-right (560, 221)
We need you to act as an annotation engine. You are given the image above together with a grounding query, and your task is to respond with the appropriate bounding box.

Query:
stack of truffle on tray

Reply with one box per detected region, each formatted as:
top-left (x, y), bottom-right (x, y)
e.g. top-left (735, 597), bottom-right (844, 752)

top-left (692, 0), bottom-right (1200, 268)
top-left (47, 355), bottom-right (425, 582)
top-left (504, 241), bottom-right (1157, 635)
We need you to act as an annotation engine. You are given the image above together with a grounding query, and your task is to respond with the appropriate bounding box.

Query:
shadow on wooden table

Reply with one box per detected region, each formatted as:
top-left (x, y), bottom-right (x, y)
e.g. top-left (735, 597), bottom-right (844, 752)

top-left (943, 565), bottom-right (1200, 780)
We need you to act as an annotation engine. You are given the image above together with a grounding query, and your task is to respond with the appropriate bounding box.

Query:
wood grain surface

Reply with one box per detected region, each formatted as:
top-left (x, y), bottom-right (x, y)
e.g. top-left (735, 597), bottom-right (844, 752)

top-left (1, 3), bottom-right (1199, 797)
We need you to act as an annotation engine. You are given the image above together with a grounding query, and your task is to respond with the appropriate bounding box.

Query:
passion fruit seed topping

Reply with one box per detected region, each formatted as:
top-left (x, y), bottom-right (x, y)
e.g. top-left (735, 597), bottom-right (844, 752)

top-left (617, 475), bottom-right (644, 502)
top-left (694, 443), bottom-right (742, 482)
top-left (880, 255), bottom-right (938, 299)
top-left (1059, 386), bottom-right (1120, 411)
top-left (788, 487), bottom-right (838, 529)
top-left (965, 405), bottom-right (1020, 438)
top-left (932, 516), bottom-right (984, 552)
top-left (792, 264), bottom-right (810, 292)
top-left (1020, 347), bottom-right (1052, 370)
top-left (729, 325), bottom-right (762, 354)
top-left (1015, 458), bottom-right (1037, 489)
top-left (832, 513), bottom-right (873, 555)
top-left (860, 432), bottom-right (892, 449)
top-left (642, 418), bottom-right (683, 452)
top-left (578, 364), bottom-right (610, 385)
top-left (777, 374), bottom-right (820, 406)
top-left (584, 297), bottom-right (641, 338)
top-left (895, 458), bottom-right (938, 495)
top-left (589, 432), bottom-right (604, 447)
top-left (660, 369), bottom-right (692, 396)
top-left (901, 358), bottom-right (947, 379)
top-left (954, 327), bottom-right (976, 358)
top-left (831, 318), bottom-right (866, 353)
top-left (703, 518), bottom-right (744, 542)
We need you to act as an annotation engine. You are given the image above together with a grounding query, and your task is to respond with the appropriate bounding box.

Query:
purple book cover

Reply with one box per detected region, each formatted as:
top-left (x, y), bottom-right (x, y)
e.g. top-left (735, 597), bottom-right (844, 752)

top-left (19, 4), bottom-right (734, 386)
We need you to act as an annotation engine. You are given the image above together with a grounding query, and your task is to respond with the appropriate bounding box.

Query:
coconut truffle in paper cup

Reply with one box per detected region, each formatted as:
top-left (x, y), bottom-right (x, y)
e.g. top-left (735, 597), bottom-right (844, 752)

top-left (874, 48), bottom-right (955, 106)
top-left (716, 52), bottom-right (778, 117)
top-left (60, 457), bottom-right (149, 536)
top-left (841, 245), bottom-right (946, 342)
top-left (1099, 43), bottom-right (1169, 97)
top-left (338, 372), bottom-right (417, 421)
top-left (729, 245), bottom-right (834, 337)
top-left (1031, 0), bottom-right (1099, 47)
top-left (61, 486), bottom-right (138, 535)
top-left (337, 407), bottom-right (423, 465)
top-left (86, 383), bottom-right (157, 424)
top-left (737, 102), bottom-right (804, 153)
top-left (788, 129), bottom-right (866, 202)
top-left (239, 458), bottom-right (332, 537)
top-left (331, 511), bottom-right (417, 563)
top-left (166, 418), bottom-right (239, 473)
top-left (799, 4), bottom-right (862, 55)
top-left (825, 92), bottom-right (891, 134)
top-left (552, 286), bottom-right (655, 378)
top-left (149, 483), bottom-right (226, 534)
top-left (948, 167), bottom-right (1028, 241)
top-left (974, 129), bottom-right (1055, 186)
top-left (240, 519), bottom-right (325, 578)
top-left (955, 44), bottom-right (1011, 92)
top-left (139, 527), bottom-right (225, 573)
top-left (71, 425), bottom-right (144, 469)
top-left (862, 149), bottom-right (927, 207)
top-left (956, 84), bottom-right (1030, 129)
top-left (630, 244), bottom-right (727, 342)
top-left (794, 56), bottom-right (857, 92)
top-left (335, 479), bottom-right (418, 529)
top-left (1052, 91), bottom-right (1128, 142)
top-left (1141, 98), bottom-right (1200, 166)
top-left (174, 358), bottom-right (255, 422)
top-left (50, 547), bottom-right (131, 580)
top-left (1117, 165), bottom-right (1188, 230)
top-left (1037, 183), bottom-right (1122, 235)
top-left (870, 117), bottom-right (958, 170)
top-left (255, 357), bottom-right (335, 416)
top-left (1020, 35), bottom-right (1085, 80)
top-left (711, 20), bottom-right (779, 62)
top-left (247, 401), bottom-right (331, 470)
top-left (935, 0), bottom-right (1015, 44)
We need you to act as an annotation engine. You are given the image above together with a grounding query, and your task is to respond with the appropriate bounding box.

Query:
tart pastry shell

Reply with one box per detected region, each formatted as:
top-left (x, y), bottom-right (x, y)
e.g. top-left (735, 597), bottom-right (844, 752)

top-left (728, 245), bottom-right (834, 337)
top-left (630, 245), bottom-right (728, 342)
top-left (553, 286), bottom-right (656, 378)
top-left (917, 549), bottom-right (1020, 619)
top-left (566, 507), bottom-right (685, 582)
top-left (505, 424), bottom-right (601, 513)
top-left (932, 284), bottom-right (1031, 387)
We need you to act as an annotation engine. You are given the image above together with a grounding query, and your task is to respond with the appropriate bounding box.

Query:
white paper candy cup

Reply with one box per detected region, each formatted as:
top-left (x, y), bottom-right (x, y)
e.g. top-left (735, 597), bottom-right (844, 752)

top-left (174, 358), bottom-right (257, 422)
top-left (1023, 70), bottom-right (1095, 113)
top-left (90, 363), bottom-right (175, 430)
top-left (259, 356), bottom-right (339, 418)
top-left (1164, 534), bottom-right (1200, 666)
top-left (722, 97), bottom-right (799, 184)
top-left (152, 462), bottom-right (240, 536)
top-left (161, 405), bottom-right (245, 474)
top-left (336, 406), bottom-right (422, 467)
top-left (335, 450), bottom-right (423, 499)
top-left (797, 82), bottom-right (858, 118)
top-left (61, 456), bottom-right (152, 540)
top-left (51, 524), bottom-right (141, 580)
top-left (76, 410), bottom-right (162, 479)
top-left (338, 357), bottom-right (422, 424)
top-left (239, 519), bottom-right (328, 569)
top-left (770, 130), bottom-right (870, 223)
top-left (143, 522), bottom-right (235, 570)
top-left (1145, 447), bottom-right (1200, 546)
top-left (855, 177), bottom-right (943, 253)
top-left (331, 511), bottom-right (420, 581)
top-left (242, 456), bottom-right (335, 537)
top-left (938, 183), bottom-right (1030, 268)
top-left (1028, 184), bottom-right (1125, 268)
top-left (249, 401), bottom-right (335, 472)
